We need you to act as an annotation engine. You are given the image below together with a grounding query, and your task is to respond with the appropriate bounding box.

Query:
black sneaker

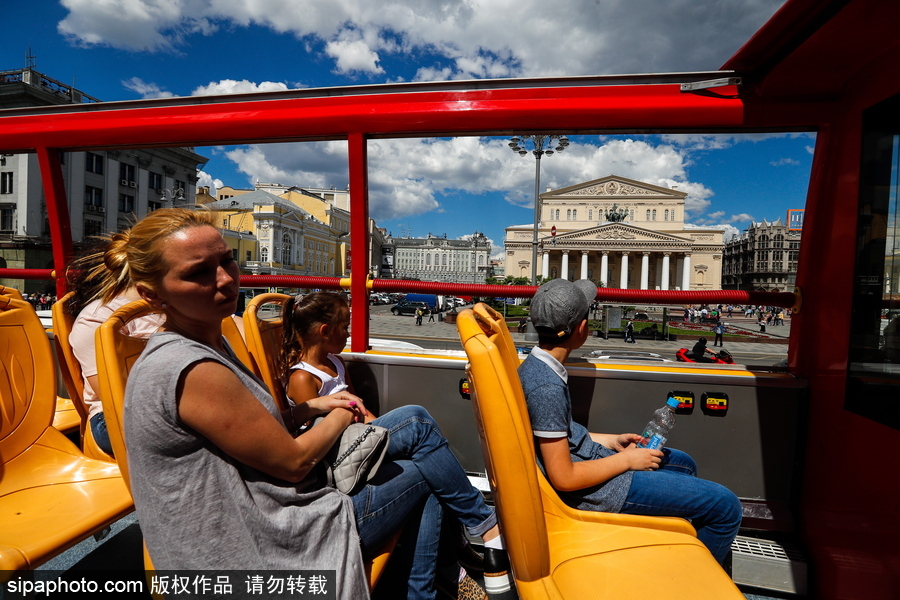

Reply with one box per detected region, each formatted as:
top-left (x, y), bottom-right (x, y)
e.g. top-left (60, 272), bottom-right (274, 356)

top-left (482, 547), bottom-right (512, 595)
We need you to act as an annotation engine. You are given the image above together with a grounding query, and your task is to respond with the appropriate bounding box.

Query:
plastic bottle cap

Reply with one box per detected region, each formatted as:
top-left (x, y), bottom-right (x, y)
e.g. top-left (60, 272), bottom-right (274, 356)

top-left (666, 397), bottom-right (680, 408)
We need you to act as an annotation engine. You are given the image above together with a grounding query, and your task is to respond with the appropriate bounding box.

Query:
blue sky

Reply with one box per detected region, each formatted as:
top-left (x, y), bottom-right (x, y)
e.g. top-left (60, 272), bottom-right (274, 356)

top-left (2, 0), bottom-right (811, 255)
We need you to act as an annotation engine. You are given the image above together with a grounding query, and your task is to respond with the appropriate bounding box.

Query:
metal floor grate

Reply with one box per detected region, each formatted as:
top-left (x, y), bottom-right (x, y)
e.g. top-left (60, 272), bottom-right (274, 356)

top-left (732, 536), bottom-right (806, 562)
top-left (731, 536), bottom-right (807, 595)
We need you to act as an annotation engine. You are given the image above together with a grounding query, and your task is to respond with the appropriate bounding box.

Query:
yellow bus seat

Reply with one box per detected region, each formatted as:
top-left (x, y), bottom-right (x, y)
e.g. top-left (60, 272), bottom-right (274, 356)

top-left (243, 293), bottom-right (290, 411)
top-left (456, 304), bottom-right (744, 599)
top-left (52, 292), bottom-right (114, 461)
top-left (0, 294), bottom-right (133, 578)
top-left (99, 299), bottom-right (396, 590)
top-left (0, 285), bottom-right (23, 300)
top-left (221, 314), bottom-right (255, 372)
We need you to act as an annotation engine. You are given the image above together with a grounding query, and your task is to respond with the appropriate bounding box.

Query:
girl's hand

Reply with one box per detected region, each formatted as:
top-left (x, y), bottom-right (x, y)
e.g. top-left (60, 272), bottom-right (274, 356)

top-left (619, 445), bottom-right (663, 471)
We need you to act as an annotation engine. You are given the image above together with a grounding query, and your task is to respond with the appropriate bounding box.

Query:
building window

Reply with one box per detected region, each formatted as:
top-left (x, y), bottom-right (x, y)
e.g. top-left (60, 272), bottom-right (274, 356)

top-left (572, 209), bottom-right (577, 220)
top-left (84, 186), bottom-right (103, 207)
top-left (0, 172), bottom-right (13, 195)
top-left (175, 179), bottom-right (186, 195)
top-left (554, 209), bottom-right (560, 219)
top-left (84, 218), bottom-right (103, 237)
top-left (646, 209), bottom-right (651, 220)
top-left (148, 172), bottom-right (163, 190)
top-left (118, 194), bottom-right (134, 213)
top-left (630, 209), bottom-right (634, 220)
top-left (588, 209), bottom-right (593, 221)
top-left (119, 163), bottom-right (136, 184)
top-left (148, 200), bottom-right (162, 212)
top-left (652, 209), bottom-right (657, 220)
top-left (566, 209), bottom-right (571, 220)
top-left (261, 247), bottom-right (269, 263)
top-left (246, 250), bottom-right (252, 262)
top-left (0, 204), bottom-right (15, 232)
top-left (85, 152), bottom-right (104, 174)
top-left (664, 209), bottom-right (669, 221)
top-left (282, 234), bottom-right (292, 265)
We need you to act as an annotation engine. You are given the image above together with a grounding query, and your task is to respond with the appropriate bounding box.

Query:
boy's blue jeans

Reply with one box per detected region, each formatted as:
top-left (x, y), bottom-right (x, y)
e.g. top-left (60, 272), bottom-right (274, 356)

top-left (618, 448), bottom-right (742, 564)
top-left (351, 405), bottom-right (496, 599)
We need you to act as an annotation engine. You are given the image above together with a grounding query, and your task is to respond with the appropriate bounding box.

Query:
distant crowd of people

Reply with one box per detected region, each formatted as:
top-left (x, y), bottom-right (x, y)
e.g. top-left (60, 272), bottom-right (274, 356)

top-left (15, 291), bottom-right (56, 310)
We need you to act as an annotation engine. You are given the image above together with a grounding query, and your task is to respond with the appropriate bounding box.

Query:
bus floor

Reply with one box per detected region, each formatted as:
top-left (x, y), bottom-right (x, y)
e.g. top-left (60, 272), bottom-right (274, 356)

top-left (22, 513), bottom-right (798, 600)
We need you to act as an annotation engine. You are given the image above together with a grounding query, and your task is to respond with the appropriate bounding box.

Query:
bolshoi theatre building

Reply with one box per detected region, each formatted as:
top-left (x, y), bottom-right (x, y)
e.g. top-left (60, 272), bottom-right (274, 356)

top-left (504, 175), bottom-right (725, 290)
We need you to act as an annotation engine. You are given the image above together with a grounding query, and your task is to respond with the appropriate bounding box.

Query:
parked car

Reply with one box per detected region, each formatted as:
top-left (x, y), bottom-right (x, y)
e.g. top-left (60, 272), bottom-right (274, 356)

top-left (391, 300), bottom-right (430, 315)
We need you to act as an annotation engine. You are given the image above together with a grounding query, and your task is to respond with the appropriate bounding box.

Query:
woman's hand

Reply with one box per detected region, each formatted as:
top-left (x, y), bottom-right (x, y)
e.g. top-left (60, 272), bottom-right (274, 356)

top-left (306, 391), bottom-right (369, 422)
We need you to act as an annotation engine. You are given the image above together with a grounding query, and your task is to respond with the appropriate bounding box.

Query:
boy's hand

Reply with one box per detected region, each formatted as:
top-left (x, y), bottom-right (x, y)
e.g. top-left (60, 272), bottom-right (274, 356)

top-left (619, 445), bottom-right (663, 471)
top-left (611, 433), bottom-right (643, 451)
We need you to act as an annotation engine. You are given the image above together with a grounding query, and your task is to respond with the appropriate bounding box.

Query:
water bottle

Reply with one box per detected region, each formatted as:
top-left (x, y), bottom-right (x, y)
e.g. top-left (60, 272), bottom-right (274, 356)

top-left (639, 397), bottom-right (680, 450)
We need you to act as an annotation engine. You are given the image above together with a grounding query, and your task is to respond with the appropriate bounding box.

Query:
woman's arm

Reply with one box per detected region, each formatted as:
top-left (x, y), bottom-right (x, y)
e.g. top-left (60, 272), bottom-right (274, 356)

top-left (177, 359), bottom-right (363, 483)
top-left (538, 436), bottom-right (662, 492)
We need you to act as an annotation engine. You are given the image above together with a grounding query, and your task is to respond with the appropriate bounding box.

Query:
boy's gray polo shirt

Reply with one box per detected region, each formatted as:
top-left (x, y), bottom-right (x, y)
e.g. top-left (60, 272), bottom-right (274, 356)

top-left (519, 347), bottom-right (633, 512)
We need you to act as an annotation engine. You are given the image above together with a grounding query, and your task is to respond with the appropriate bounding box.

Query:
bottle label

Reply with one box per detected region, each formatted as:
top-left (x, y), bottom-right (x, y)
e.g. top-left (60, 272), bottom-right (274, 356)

top-left (643, 434), bottom-right (666, 450)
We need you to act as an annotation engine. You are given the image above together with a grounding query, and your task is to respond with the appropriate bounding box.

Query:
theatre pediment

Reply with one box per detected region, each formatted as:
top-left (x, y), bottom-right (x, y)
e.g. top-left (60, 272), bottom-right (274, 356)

top-left (547, 175), bottom-right (687, 200)
top-left (549, 223), bottom-right (692, 244)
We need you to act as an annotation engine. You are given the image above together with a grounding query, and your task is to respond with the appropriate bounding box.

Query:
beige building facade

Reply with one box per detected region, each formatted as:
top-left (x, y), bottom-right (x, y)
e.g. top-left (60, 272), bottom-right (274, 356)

top-left (504, 175), bottom-right (725, 290)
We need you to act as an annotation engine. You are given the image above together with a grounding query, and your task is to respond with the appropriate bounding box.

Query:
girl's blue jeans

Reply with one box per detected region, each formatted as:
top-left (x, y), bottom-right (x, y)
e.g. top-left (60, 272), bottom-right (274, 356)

top-left (351, 405), bottom-right (496, 599)
top-left (618, 448), bottom-right (742, 564)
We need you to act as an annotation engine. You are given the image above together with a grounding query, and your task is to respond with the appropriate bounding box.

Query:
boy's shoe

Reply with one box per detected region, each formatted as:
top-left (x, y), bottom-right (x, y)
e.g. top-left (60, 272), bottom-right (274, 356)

top-left (482, 547), bottom-right (512, 595)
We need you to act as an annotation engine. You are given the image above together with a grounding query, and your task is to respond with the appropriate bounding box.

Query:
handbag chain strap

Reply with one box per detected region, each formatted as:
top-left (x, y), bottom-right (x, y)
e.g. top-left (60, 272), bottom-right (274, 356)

top-left (331, 425), bottom-right (377, 468)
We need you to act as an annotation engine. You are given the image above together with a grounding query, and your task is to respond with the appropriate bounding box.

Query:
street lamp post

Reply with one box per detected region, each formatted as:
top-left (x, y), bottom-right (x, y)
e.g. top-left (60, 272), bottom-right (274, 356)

top-left (508, 134), bottom-right (569, 285)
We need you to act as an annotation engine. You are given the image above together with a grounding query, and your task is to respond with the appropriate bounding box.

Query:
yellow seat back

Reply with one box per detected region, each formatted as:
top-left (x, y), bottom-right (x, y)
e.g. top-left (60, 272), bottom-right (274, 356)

top-left (95, 300), bottom-right (163, 488)
top-left (0, 294), bottom-right (55, 460)
top-left (221, 315), bottom-right (255, 373)
top-left (0, 286), bottom-right (23, 301)
top-left (0, 294), bottom-right (133, 576)
top-left (243, 293), bottom-right (290, 410)
top-left (456, 305), bottom-right (553, 583)
top-left (51, 292), bottom-right (87, 423)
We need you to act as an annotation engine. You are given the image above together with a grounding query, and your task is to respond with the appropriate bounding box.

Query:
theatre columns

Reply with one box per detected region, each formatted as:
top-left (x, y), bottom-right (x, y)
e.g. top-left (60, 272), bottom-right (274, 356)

top-left (600, 251), bottom-right (609, 286)
top-left (661, 252), bottom-right (671, 290)
top-left (581, 251), bottom-right (589, 280)
top-left (682, 252), bottom-right (692, 290)
top-left (620, 252), bottom-right (630, 289)
top-left (640, 252), bottom-right (650, 290)
top-left (560, 250), bottom-right (570, 280)
top-left (542, 251), bottom-right (550, 279)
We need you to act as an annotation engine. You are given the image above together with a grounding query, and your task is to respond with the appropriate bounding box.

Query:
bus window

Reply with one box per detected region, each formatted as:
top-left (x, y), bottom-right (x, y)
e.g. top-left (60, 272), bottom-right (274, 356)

top-left (848, 93), bottom-right (900, 429)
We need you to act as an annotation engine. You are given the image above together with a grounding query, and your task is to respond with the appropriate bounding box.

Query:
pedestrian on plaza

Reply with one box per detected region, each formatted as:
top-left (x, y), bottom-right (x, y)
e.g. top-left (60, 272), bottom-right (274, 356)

top-left (727, 305), bottom-right (733, 319)
top-left (624, 320), bottom-right (636, 344)
top-left (415, 307), bottom-right (424, 326)
top-left (518, 316), bottom-right (528, 333)
top-left (427, 307), bottom-right (435, 323)
top-left (713, 322), bottom-right (726, 347)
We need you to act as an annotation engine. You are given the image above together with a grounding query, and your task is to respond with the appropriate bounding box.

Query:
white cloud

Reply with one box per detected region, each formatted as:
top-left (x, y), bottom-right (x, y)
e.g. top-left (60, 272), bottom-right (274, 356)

top-left (196, 171), bottom-right (223, 196)
top-left (122, 77), bottom-right (174, 99)
top-left (770, 157), bottom-right (800, 166)
top-left (58, 0), bottom-right (785, 79)
top-left (192, 79), bottom-right (296, 95)
top-left (217, 135), bottom-right (717, 223)
top-left (326, 34), bottom-right (385, 74)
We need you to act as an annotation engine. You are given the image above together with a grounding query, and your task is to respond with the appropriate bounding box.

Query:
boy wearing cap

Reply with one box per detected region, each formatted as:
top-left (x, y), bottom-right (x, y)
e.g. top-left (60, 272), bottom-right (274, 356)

top-left (518, 279), bottom-right (742, 565)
